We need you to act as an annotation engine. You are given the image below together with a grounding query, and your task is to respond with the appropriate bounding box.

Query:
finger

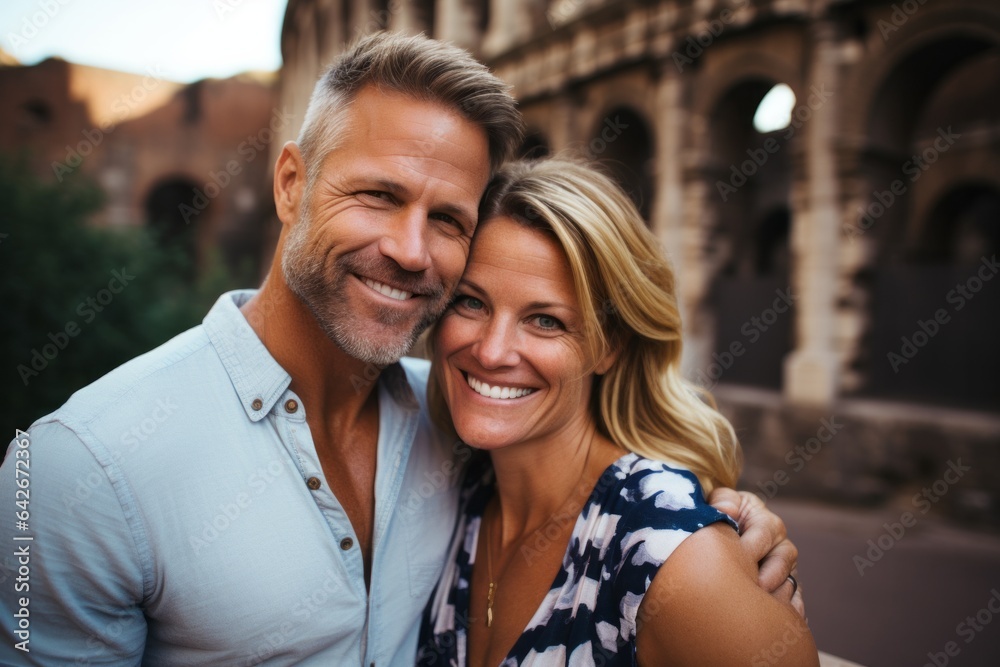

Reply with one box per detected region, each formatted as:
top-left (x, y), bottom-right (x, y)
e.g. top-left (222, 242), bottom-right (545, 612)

top-left (707, 487), bottom-right (741, 520)
top-left (774, 575), bottom-right (795, 603)
top-left (772, 574), bottom-right (806, 617)
top-left (758, 539), bottom-right (798, 592)
top-left (736, 494), bottom-right (787, 564)
top-left (791, 583), bottom-right (806, 618)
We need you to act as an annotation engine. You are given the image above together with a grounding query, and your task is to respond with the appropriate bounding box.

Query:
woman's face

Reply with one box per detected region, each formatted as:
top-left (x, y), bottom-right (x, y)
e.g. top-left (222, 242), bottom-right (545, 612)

top-left (434, 216), bottom-right (610, 452)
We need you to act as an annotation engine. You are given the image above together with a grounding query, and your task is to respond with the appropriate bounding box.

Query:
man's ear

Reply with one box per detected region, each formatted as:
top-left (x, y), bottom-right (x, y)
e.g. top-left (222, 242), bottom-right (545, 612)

top-left (273, 141), bottom-right (307, 227)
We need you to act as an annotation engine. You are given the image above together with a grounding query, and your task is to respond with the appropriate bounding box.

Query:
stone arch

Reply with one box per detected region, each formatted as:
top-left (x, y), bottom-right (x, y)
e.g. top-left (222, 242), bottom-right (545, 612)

top-left (691, 51), bottom-right (802, 122)
top-left (698, 76), bottom-right (797, 391)
top-left (840, 4), bottom-right (1000, 256)
top-left (916, 183), bottom-right (1000, 264)
top-left (847, 12), bottom-right (1000, 409)
top-left (586, 106), bottom-right (655, 222)
top-left (865, 182), bottom-right (1000, 410)
top-left (858, 36), bottom-right (998, 255)
top-left (144, 176), bottom-right (203, 272)
top-left (842, 3), bottom-right (1000, 148)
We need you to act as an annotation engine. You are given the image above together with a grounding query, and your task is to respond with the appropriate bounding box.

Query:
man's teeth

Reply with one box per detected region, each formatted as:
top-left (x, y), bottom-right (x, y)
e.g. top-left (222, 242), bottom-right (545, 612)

top-left (363, 278), bottom-right (412, 301)
top-left (466, 374), bottom-right (534, 399)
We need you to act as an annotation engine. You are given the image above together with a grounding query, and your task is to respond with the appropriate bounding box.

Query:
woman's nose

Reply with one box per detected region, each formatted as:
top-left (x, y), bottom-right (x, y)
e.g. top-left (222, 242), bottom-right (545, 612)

top-left (471, 318), bottom-right (520, 370)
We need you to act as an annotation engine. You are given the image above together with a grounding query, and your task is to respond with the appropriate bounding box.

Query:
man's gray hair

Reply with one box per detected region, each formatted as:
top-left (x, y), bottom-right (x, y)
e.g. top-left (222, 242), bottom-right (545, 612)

top-left (297, 31), bottom-right (524, 184)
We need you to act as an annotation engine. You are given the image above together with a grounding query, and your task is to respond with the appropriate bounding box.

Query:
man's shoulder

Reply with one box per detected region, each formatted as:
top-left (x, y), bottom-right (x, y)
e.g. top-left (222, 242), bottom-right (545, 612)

top-left (41, 324), bottom-right (214, 432)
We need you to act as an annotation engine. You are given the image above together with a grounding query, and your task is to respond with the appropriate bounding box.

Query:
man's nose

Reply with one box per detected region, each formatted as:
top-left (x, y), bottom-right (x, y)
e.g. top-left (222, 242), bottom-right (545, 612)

top-left (378, 209), bottom-right (432, 273)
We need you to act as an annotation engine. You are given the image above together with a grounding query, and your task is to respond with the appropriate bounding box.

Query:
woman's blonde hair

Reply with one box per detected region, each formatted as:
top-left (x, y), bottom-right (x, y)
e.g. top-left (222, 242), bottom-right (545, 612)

top-left (429, 157), bottom-right (741, 492)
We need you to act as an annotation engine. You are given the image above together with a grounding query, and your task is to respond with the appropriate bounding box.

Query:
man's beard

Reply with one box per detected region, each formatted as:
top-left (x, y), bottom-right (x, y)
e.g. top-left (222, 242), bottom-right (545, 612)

top-left (281, 210), bottom-right (450, 367)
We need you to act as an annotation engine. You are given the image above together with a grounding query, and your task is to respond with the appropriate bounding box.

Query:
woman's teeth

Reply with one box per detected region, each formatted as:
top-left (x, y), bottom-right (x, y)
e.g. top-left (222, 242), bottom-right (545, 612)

top-left (466, 374), bottom-right (534, 400)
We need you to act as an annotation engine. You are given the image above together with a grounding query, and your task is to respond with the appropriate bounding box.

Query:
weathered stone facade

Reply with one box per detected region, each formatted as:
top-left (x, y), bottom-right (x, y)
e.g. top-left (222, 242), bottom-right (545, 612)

top-left (276, 0), bottom-right (1000, 527)
top-left (0, 57), bottom-right (279, 274)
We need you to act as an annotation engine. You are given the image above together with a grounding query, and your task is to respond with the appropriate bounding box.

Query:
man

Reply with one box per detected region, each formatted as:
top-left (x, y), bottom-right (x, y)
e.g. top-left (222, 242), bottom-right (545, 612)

top-left (0, 33), bottom-right (798, 665)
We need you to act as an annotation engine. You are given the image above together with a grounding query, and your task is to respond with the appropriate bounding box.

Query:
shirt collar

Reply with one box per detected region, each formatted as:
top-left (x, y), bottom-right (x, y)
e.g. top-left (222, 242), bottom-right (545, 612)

top-left (381, 361), bottom-right (418, 410)
top-left (203, 290), bottom-right (292, 422)
top-left (203, 289), bottom-right (419, 420)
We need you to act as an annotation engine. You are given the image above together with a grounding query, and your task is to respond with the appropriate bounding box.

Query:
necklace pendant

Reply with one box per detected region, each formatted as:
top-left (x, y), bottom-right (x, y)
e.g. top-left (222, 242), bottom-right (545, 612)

top-left (486, 581), bottom-right (496, 628)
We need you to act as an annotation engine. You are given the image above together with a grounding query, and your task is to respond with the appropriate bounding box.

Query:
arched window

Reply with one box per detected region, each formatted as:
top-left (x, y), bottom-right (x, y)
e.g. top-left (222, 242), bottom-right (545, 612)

top-left (588, 107), bottom-right (654, 222)
top-left (144, 177), bottom-right (202, 277)
top-left (860, 38), bottom-right (1000, 411)
top-left (703, 79), bottom-right (796, 390)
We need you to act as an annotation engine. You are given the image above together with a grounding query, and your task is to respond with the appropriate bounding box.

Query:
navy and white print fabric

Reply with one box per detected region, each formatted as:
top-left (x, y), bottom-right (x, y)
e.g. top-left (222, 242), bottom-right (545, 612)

top-left (416, 452), bottom-right (738, 666)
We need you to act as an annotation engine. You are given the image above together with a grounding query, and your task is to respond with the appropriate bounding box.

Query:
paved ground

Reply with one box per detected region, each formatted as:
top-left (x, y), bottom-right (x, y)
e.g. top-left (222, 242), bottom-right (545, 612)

top-left (769, 498), bottom-right (1000, 667)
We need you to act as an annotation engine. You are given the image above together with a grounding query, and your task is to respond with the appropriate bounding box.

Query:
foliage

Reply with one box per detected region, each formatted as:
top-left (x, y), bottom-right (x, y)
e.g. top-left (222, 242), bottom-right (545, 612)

top-left (0, 156), bottom-right (251, 433)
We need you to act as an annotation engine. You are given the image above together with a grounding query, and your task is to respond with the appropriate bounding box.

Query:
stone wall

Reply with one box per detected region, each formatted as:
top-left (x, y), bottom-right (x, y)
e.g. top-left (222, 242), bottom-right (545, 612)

top-left (275, 0), bottom-right (1000, 529)
top-left (0, 58), bottom-right (279, 275)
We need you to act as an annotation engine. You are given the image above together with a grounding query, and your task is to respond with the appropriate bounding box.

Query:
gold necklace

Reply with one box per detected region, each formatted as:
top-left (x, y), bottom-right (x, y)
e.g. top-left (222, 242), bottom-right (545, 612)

top-left (482, 437), bottom-right (602, 629)
top-left (485, 504), bottom-right (499, 628)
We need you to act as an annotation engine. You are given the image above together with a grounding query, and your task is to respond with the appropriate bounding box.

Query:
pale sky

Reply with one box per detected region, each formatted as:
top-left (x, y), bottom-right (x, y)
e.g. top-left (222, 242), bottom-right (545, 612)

top-left (1, 0), bottom-right (287, 83)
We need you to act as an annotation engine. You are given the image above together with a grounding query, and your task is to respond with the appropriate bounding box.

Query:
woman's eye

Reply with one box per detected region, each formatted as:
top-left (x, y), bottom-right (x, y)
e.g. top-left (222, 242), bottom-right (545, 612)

top-left (455, 295), bottom-right (484, 311)
top-left (533, 315), bottom-right (564, 331)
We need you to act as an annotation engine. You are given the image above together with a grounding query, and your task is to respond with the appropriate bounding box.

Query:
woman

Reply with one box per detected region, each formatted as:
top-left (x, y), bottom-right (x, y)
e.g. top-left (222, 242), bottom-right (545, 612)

top-left (417, 158), bottom-right (819, 666)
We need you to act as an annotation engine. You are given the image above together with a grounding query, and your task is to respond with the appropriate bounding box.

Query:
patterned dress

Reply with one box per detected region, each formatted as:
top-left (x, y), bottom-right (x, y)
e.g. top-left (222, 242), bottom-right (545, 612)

top-left (416, 452), bottom-right (738, 666)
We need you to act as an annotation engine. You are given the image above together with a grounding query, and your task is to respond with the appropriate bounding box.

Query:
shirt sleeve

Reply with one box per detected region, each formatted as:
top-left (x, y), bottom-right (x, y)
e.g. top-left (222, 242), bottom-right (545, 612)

top-left (610, 462), bottom-right (737, 642)
top-left (0, 420), bottom-right (147, 665)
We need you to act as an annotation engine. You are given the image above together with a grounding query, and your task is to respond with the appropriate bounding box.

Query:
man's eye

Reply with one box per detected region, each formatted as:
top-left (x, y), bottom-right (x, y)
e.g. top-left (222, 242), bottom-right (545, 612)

top-left (431, 213), bottom-right (467, 235)
top-left (360, 191), bottom-right (392, 202)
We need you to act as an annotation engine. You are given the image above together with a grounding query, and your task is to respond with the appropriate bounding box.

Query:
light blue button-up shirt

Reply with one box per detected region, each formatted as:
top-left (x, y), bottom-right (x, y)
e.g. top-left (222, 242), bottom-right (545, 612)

top-left (0, 290), bottom-right (469, 666)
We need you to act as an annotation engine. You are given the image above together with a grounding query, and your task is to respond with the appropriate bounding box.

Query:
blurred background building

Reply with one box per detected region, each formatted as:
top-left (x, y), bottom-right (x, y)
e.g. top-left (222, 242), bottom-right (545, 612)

top-left (275, 8), bottom-right (1000, 660)
top-left (2, 1), bottom-right (998, 663)
top-left (275, 0), bottom-right (1000, 530)
top-left (0, 53), bottom-right (278, 275)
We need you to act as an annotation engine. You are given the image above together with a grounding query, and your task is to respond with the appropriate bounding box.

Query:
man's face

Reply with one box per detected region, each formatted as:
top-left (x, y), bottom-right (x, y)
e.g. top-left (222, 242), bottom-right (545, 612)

top-left (282, 86), bottom-right (491, 365)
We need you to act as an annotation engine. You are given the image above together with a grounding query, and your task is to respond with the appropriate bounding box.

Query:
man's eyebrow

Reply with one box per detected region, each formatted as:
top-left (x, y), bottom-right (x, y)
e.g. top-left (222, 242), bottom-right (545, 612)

top-left (370, 178), bottom-right (411, 198)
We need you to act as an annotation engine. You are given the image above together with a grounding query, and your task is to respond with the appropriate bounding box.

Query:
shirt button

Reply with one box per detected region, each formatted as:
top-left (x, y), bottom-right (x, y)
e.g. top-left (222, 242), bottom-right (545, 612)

top-left (284, 399), bottom-right (298, 413)
top-left (340, 537), bottom-right (354, 550)
top-left (306, 476), bottom-right (321, 490)
top-left (251, 398), bottom-right (263, 411)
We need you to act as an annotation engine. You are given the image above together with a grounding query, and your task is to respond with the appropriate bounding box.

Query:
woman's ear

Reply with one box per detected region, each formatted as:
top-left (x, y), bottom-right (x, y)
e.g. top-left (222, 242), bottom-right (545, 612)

top-left (594, 344), bottom-right (621, 375)
top-left (273, 141), bottom-right (307, 227)
top-left (594, 331), bottom-right (627, 376)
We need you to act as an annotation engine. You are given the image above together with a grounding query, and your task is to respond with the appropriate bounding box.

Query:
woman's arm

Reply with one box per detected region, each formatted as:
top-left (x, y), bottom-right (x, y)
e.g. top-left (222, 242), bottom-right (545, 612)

top-left (709, 487), bottom-right (805, 615)
top-left (634, 522), bottom-right (819, 666)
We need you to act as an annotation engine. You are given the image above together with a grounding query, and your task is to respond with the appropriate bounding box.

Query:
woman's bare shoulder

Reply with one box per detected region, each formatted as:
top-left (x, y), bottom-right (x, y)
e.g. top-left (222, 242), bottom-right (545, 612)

top-left (635, 523), bottom-right (819, 667)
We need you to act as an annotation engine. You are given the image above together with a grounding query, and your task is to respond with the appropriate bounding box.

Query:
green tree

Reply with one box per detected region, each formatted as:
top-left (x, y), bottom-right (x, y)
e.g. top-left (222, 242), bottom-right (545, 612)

top-left (0, 156), bottom-right (248, 434)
